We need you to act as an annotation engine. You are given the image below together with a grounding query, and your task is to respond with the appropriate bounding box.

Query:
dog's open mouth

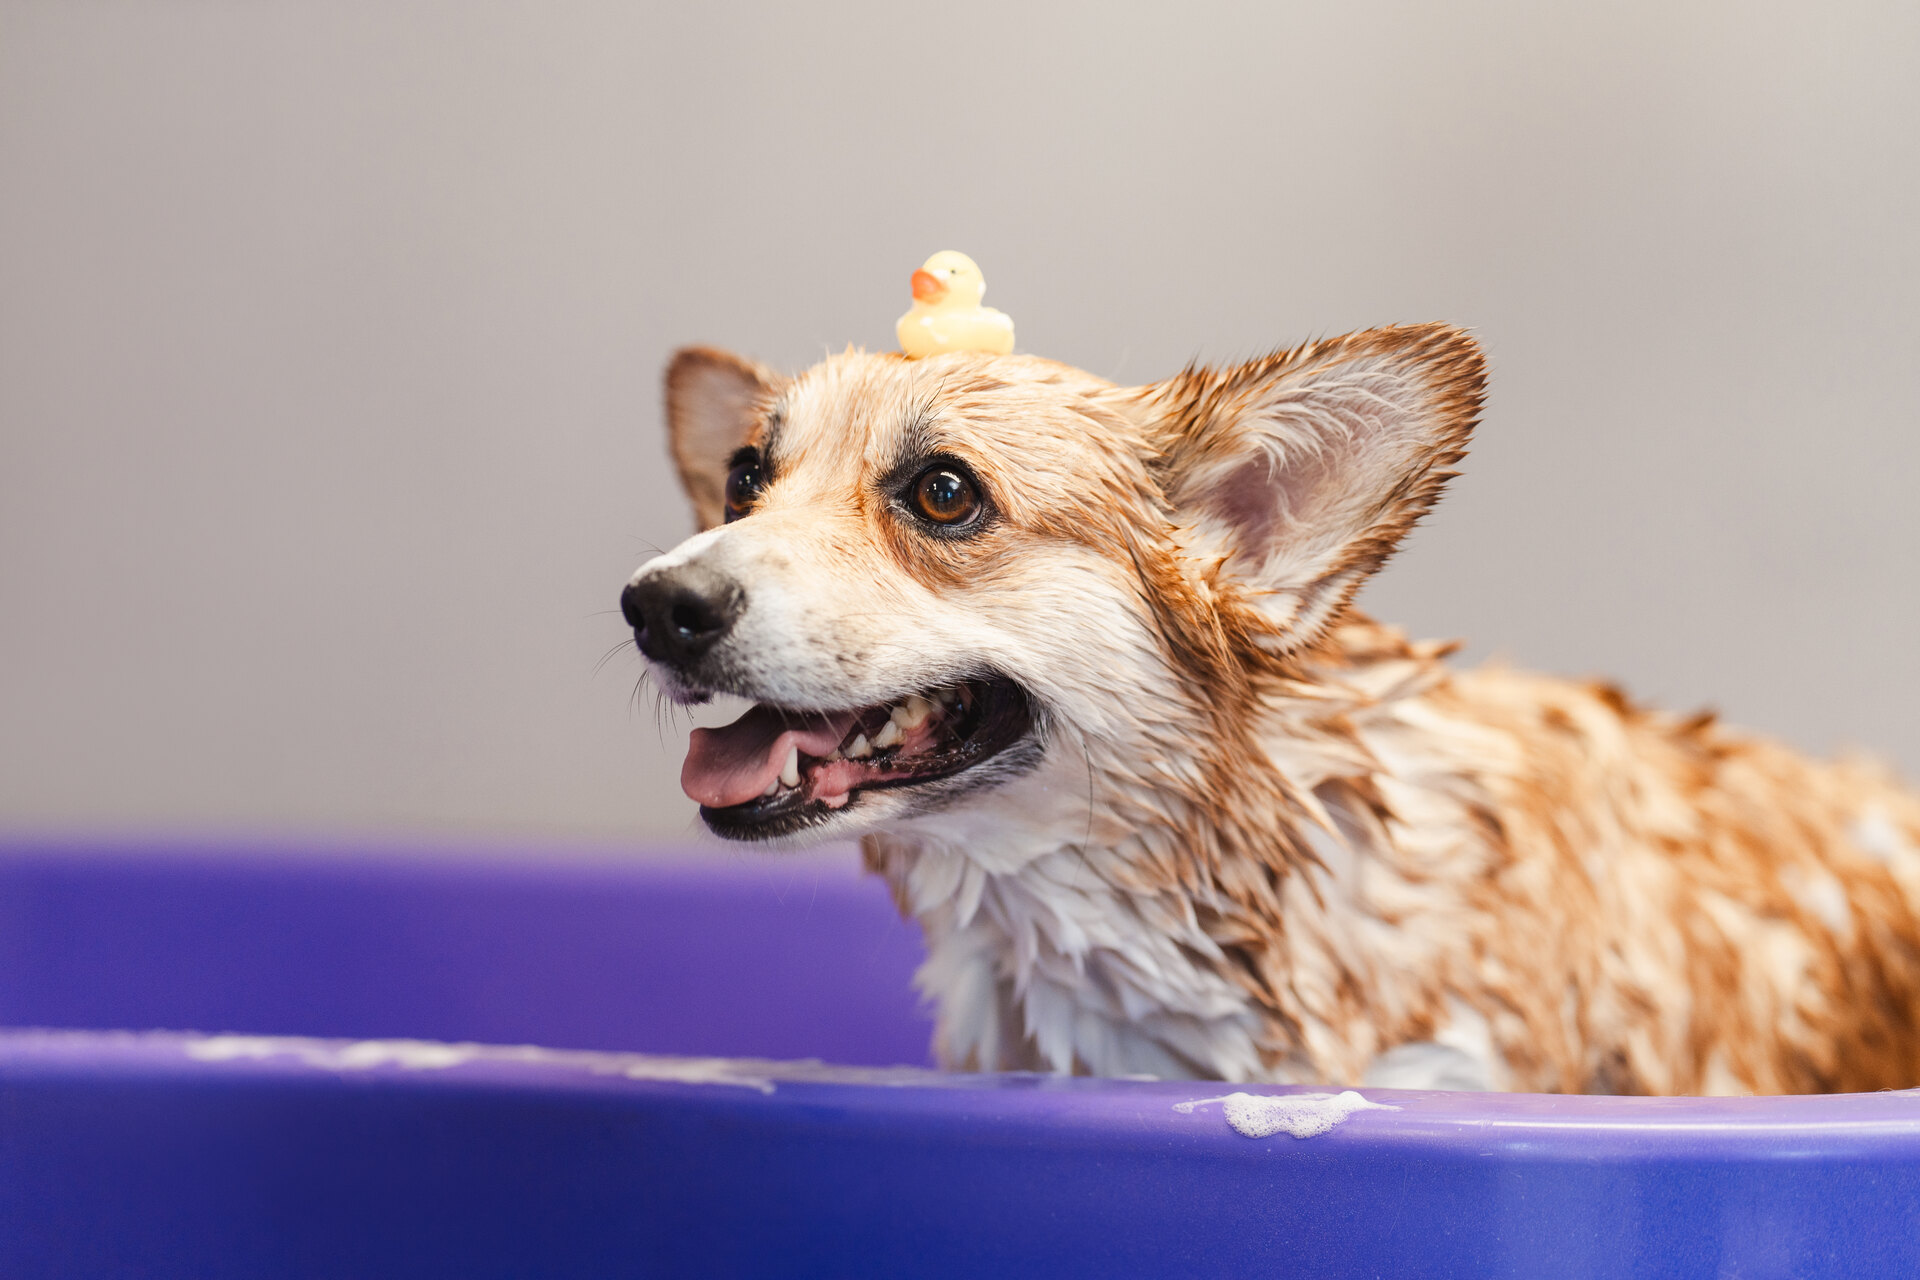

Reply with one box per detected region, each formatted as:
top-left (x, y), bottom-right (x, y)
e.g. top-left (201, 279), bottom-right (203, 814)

top-left (682, 676), bottom-right (1033, 837)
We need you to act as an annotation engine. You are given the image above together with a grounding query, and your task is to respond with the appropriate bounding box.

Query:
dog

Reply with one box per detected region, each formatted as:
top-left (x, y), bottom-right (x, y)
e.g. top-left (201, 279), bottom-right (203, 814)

top-left (621, 325), bottom-right (1920, 1094)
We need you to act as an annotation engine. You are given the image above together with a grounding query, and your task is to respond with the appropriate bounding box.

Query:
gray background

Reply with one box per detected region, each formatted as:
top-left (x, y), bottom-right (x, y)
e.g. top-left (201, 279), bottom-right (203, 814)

top-left (2, 1), bottom-right (1916, 848)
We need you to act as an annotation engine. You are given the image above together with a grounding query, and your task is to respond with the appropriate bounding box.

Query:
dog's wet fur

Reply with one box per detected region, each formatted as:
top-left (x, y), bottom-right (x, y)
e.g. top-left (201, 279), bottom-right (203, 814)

top-left (624, 328), bottom-right (1920, 1094)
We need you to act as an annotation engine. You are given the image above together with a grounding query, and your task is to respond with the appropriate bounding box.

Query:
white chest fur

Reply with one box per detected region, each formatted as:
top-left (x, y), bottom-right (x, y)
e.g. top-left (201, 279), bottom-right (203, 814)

top-left (891, 842), bottom-right (1275, 1080)
top-left (885, 842), bottom-right (1508, 1088)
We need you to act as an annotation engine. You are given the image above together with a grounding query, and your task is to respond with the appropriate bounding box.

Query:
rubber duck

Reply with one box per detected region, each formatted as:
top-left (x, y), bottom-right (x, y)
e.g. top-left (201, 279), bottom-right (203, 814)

top-left (895, 251), bottom-right (1015, 358)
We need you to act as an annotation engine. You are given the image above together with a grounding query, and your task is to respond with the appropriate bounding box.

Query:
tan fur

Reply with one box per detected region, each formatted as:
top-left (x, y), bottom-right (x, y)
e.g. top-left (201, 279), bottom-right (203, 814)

top-left (643, 328), bottom-right (1920, 1095)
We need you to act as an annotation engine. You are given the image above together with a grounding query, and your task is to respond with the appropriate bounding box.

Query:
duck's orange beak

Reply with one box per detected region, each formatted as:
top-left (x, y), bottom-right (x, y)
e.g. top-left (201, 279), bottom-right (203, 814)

top-left (911, 270), bottom-right (947, 303)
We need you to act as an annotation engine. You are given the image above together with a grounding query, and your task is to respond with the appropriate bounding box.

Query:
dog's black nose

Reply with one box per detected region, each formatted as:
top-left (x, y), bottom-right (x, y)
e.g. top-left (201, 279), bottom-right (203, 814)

top-left (622, 569), bottom-right (743, 666)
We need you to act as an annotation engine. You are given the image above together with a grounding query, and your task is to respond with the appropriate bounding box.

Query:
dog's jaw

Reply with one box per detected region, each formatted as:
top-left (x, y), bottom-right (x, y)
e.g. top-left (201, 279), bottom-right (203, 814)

top-left (678, 677), bottom-right (1047, 843)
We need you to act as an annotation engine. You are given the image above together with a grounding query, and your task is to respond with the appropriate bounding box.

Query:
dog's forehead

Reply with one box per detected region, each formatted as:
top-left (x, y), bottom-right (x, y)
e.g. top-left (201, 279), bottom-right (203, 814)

top-left (769, 351), bottom-right (1133, 480)
top-left (771, 356), bottom-right (930, 464)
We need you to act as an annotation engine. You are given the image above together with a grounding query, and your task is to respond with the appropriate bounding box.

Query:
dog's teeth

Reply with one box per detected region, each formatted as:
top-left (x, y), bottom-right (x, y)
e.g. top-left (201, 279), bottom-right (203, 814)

top-left (934, 687), bottom-right (958, 708)
top-left (824, 748), bottom-right (842, 762)
top-left (846, 733), bottom-right (872, 760)
top-left (780, 746), bottom-right (800, 789)
top-left (761, 776), bottom-right (781, 798)
top-left (892, 695), bottom-right (933, 730)
top-left (873, 719), bottom-right (904, 750)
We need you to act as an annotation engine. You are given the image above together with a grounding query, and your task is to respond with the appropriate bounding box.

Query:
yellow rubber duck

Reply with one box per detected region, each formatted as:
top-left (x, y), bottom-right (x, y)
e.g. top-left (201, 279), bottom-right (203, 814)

top-left (895, 251), bottom-right (1015, 358)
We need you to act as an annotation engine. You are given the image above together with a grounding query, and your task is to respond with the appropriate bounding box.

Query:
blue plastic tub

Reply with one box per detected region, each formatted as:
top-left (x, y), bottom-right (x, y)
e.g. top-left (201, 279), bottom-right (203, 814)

top-left (2, 839), bottom-right (1917, 1278)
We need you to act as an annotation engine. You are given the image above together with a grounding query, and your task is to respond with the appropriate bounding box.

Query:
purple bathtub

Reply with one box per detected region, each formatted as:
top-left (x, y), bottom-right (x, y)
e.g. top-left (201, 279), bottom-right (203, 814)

top-left (1, 838), bottom-right (1916, 1278)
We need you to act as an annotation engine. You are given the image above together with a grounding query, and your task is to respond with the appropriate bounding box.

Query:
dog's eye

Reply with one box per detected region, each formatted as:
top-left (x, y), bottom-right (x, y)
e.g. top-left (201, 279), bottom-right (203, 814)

top-left (724, 455), bottom-right (763, 523)
top-left (910, 466), bottom-right (982, 527)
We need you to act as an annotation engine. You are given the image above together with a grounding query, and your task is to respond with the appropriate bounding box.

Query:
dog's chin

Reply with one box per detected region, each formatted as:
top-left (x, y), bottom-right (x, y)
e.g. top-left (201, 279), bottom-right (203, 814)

top-left (651, 668), bottom-right (716, 707)
top-left (688, 675), bottom-right (1041, 844)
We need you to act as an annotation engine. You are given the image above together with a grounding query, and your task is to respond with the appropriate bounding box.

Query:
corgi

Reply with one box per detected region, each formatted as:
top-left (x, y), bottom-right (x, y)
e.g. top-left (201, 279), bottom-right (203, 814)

top-left (620, 326), bottom-right (1920, 1094)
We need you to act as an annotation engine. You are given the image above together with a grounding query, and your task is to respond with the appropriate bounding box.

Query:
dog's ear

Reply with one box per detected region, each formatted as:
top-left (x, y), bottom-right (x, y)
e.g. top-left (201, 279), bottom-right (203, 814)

top-left (1143, 324), bottom-right (1484, 646)
top-left (664, 347), bottom-right (784, 530)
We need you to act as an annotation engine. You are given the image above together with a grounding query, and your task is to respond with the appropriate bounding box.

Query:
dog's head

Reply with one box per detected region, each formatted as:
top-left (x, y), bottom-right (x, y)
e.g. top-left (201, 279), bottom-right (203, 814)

top-left (623, 327), bottom-right (1484, 847)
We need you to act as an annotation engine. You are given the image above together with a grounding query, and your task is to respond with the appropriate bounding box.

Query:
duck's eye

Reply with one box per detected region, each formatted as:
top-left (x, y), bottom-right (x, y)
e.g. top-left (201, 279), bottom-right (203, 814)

top-left (724, 453), bottom-right (763, 523)
top-left (910, 465), bottom-right (982, 527)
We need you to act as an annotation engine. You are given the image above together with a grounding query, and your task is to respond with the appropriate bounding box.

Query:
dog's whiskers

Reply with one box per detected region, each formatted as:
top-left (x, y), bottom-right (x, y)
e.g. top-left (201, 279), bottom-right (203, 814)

top-left (593, 639), bottom-right (637, 679)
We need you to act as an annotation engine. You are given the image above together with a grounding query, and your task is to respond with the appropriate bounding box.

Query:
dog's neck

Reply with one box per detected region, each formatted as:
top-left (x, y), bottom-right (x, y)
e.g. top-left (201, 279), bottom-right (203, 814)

top-left (862, 615), bottom-right (1482, 1083)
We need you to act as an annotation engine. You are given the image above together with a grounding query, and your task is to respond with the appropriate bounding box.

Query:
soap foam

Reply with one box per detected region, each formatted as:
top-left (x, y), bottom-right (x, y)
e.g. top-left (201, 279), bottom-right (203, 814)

top-left (1174, 1089), bottom-right (1398, 1138)
top-left (186, 1034), bottom-right (785, 1092)
top-left (178, 1032), bottom-right (981, 1094)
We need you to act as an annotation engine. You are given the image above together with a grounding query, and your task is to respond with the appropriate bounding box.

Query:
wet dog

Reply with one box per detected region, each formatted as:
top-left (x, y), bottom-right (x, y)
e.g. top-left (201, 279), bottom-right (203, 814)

top-left (622, 328), bottom-right (1920, 1093)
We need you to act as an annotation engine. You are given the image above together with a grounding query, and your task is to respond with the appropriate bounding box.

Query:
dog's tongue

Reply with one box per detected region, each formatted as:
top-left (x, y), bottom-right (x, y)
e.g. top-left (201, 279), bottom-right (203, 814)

top-left (682, 705), bottom-right (859, 808)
